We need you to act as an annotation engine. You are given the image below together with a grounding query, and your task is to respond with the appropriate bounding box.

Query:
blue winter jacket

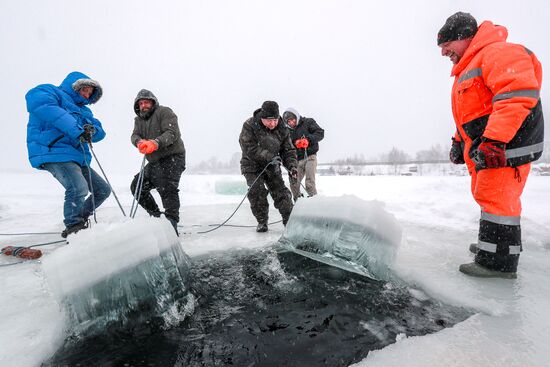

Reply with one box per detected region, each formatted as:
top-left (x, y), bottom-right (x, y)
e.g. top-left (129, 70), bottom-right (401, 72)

top-left (26, 71), bottom-right (106, 168)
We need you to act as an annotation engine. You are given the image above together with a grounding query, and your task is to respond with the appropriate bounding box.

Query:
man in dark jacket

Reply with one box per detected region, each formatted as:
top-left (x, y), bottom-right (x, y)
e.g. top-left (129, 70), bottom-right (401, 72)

top-left (130, 89), bottom-right (186, 234)
top-left (26, 71), bottom-right (111, 238)
top-left (283, 108), bottom-right (325, 201)
top-left (239, 101), bottom-right (298, 232)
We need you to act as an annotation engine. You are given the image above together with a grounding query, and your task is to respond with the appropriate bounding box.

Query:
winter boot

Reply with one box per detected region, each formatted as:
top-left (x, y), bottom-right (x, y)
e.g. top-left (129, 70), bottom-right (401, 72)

top-left (148, 210), bottom-right (163, 218)
top-left (469, 243), bottom-right (479, 254)
top-left (459, 262), bottom-right (517, 279)
top-left (256, 222), bottom-right (268, 233)
top-left (61, 220), bottom-right (89, 238)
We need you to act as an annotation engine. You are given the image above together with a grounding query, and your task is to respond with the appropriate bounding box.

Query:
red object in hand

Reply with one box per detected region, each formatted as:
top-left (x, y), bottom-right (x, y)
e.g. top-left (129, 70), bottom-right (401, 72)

top-left (475, 140), bottom-right (506, 169)
top-left (1, 246), bottom-right (42, 260)
top-left (137, 140), bottom-right (159, 154)
top-left (295, 138), bottom-right (309, 149)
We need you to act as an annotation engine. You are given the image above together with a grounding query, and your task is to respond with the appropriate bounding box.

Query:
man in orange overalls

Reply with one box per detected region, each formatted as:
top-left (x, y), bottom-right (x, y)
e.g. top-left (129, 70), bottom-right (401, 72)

top-left (438, 12), bottom-right (544, 278)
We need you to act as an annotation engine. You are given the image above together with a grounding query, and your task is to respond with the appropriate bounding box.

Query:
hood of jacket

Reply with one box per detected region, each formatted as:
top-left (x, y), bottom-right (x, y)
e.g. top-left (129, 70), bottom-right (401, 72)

top-left (451, 21), bottom-right (508, 76)
top-left (59, 71), bottom-right (103, 105)
top-left (134, 89), bottom-right (159, 116)
top-left (283, 107), bottom-right (302, 129)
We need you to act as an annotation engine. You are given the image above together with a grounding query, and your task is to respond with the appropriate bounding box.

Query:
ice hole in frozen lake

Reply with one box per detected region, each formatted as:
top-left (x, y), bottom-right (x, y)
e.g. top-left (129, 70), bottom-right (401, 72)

top-left (45, 196), bottom-right (472, 367)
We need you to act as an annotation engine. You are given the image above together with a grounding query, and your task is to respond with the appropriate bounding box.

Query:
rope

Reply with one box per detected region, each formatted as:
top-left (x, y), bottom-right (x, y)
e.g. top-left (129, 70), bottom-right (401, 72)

top-left (0, 232), bottom-right (60, 236)
top-left (81, 143), bottom-right (97, 224)
top-left (196, 161), bottom-right (275, 234)
top-left (0, 239), bottom-right (66, 267)
top-left (130, 156), bottom-right (147, 218)
top-left (180, 220), bottom-right (283, 229)
top-left (88, 142), bottom-right (127, 217)
top-left (28, 239), bottom-right (67, 248)
top-left (0, 261), bottom-right (26, 267)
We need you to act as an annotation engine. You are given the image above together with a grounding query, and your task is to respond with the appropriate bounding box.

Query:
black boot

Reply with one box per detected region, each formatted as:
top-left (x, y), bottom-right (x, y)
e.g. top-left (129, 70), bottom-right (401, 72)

top-left (148, 210), bottom-right (163, 218)
top-left (256, 222), bottom-right (268, 233)
top-left (61, 220), bottom-right (89, 238)
top-left (166, 216), bottom-right (179, 236)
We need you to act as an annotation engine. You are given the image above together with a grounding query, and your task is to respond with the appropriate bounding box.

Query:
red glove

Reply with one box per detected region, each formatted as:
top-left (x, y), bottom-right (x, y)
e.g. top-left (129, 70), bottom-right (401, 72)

top-left (472, 139), bottom-right (506, 170)
top-left (137, 140), bottom-right (159, 154)
top-left (295, 138), bottom-right (309, 149)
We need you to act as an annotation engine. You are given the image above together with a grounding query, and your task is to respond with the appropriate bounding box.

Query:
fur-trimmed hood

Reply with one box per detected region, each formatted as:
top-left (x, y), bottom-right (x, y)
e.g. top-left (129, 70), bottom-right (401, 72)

top-left (134, 89), bottom-right (159, 115)
top-left (59, 71), bottom-right (102, 105)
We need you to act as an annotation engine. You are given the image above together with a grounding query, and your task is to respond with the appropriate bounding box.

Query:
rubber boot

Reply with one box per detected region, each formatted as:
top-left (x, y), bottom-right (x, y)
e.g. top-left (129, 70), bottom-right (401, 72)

top-left (459, 262), bottom-right (517, 279)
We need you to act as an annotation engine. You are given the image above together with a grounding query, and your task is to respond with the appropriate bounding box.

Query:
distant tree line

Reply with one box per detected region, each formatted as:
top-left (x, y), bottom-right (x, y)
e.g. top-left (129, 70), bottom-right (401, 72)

top-left (191, 141), bottom-right (550, 174)
top-left (334, 144), bottom-right (448, 165)
top-left (189, 152), bottom-right (241, 174)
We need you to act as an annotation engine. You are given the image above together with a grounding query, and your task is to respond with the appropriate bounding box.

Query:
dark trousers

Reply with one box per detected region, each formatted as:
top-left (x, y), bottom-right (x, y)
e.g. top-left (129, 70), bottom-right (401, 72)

top-left (131, 154), bottom-right (185, 222)
top-left (244, 168), bottom-right (293, 225)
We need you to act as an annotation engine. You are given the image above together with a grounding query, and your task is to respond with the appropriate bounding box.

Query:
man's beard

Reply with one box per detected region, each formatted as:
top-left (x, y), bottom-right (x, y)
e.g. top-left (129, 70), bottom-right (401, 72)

top-left (139, 108), bottom-right (154, 119)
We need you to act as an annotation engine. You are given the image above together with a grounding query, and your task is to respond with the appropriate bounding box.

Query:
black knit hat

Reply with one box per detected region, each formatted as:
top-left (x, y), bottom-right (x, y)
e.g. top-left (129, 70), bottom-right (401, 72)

top-left (259, 101), bottom-right (279, 119)
top-left (437, 12), bottom-right (478, 45)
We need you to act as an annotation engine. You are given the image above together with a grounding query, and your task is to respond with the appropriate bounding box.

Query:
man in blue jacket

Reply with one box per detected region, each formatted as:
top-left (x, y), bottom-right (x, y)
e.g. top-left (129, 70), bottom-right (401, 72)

top-left (26, 72), bottom-right (111, 238)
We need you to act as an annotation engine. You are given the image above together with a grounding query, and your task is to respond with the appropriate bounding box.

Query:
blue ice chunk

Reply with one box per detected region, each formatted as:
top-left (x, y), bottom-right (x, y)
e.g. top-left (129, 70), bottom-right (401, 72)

top-left (279, 195), bottom-right (402, 280)
top-left (42, 218), bottom-right (193, 338)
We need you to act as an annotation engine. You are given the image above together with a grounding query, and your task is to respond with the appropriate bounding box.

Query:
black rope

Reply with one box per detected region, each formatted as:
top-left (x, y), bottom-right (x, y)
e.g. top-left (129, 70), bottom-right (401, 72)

top-left (180, 219), bottom-right (283, 229)
top-left (0, 232), bottom-right (60, 236)
top-left (0, 261), bottom-right (26, 267)
top-left (130, 156), bottom-right (147, 218)
top-left (28, 239), bottom-right (67, 248)
top-left (88, 142), bottom-right (127, 217)
top-left (196, 161), bottom-right (275, 234)
top-left (81, 143), bottom-right (97, 224)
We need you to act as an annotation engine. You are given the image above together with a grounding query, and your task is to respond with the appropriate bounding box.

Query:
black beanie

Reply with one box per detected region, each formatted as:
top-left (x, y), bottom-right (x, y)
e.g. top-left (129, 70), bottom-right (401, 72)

top-left (259, 101), bottom-right (279, 119)
top-left (437, 12), bottom-right (478, 45)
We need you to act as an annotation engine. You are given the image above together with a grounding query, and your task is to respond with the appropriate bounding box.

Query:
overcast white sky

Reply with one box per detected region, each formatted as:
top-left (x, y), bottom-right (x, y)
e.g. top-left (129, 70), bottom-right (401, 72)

top-left (1, 0), bottom-right (548, 174)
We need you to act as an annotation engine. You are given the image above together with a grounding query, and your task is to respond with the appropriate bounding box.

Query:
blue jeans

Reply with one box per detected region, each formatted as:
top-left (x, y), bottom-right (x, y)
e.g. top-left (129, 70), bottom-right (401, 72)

top-left (42, 162), bottom-right (111, 227)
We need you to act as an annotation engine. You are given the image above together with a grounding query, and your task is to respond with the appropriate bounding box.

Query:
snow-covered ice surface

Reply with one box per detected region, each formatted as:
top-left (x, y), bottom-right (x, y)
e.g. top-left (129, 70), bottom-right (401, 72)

top-left (1, 171), bottom-right (549, 366)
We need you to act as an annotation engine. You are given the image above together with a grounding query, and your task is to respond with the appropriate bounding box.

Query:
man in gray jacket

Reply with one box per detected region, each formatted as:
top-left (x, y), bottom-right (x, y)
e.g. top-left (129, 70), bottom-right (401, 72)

top-left (130, 89), bottom-right (186, 234)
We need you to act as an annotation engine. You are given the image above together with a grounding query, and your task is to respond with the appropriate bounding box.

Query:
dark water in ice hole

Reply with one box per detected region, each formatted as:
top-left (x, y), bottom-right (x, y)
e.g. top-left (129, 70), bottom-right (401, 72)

top-left (45, 248), bottom-right (471, 367)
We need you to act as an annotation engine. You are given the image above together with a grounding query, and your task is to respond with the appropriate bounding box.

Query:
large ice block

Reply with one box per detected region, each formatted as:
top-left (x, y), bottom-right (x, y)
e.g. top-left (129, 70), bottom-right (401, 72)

top-left (42, 218), bottom-right (193, 338)
top-left (215, 178), bottom-right (248, 195)
top-left (279, 195), bottom-right (402, 280)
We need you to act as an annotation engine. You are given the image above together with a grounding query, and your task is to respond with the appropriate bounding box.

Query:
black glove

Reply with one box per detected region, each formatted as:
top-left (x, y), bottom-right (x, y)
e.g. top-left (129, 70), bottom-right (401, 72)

top-left (449, 138), bottom-right (465, 164)
top-left (290, 167), bottom-right (298, 179)
top-left (79, 124), bottom-right (96, 143)
top-left (270, 156), bottom-right (282, 166)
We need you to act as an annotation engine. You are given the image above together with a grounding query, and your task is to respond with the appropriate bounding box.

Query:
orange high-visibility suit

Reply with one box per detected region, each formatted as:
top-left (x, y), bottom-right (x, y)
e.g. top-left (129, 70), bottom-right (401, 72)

top-left (450, 21), bottom-right (544, 272)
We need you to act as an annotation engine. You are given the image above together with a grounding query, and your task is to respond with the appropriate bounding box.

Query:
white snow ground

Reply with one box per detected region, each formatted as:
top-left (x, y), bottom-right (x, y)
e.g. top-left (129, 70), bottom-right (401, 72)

top-left (1, 171), bottom-right (549, 367)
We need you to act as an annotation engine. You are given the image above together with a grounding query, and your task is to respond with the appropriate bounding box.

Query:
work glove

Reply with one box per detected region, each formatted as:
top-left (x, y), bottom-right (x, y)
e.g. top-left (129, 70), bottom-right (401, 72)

top-left (79, 124), bottom-right (96, 143)
top-left (290, 167), bottom-right (298, 179)
top-left (270, 156), bottom-right (282, 166)
top-left (449, 138), bottom-right (465, 164)
top-left (138, 140), bottom-right (159, 155)
top-left (471, 138), bottom-right (506, 170)
top-left (295, 138), bottom-right (309, 149)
